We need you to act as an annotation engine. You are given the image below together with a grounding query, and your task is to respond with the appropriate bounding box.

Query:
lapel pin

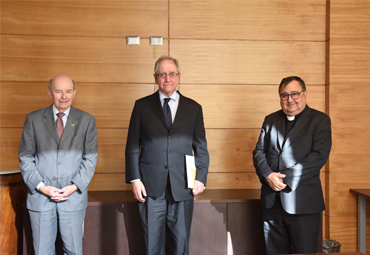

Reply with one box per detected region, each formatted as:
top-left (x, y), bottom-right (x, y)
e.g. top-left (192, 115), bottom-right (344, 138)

top-left (71, 123), bottom-right (75, 127)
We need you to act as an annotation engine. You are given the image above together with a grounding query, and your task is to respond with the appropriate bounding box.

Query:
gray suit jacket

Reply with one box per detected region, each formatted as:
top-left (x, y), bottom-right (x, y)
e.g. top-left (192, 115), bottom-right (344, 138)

top-left (125, 91), bottom-right (209, 202)
top-left (253, 106), bottom-right (331, 214)
top-left (19, 105), bottom-right (98, 212)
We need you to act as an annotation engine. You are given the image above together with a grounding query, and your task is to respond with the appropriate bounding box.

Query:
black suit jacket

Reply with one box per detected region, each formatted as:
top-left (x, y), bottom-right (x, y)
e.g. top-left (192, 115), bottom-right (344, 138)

top-left (125, 91), bottom-right (209, 202)
top-left (253, 106), bottom-right (331, 214)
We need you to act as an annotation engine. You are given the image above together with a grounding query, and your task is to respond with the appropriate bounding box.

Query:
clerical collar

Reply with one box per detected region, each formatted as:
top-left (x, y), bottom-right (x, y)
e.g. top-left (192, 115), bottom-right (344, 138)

top-left (286, 115), bottom-right (295, 121)
top-left (285, 105), bottom-right (307, 122)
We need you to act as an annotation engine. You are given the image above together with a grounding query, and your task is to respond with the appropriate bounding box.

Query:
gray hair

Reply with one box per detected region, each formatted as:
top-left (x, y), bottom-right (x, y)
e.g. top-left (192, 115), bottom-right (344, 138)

top-left (154, 56), bottom-right (181, 74)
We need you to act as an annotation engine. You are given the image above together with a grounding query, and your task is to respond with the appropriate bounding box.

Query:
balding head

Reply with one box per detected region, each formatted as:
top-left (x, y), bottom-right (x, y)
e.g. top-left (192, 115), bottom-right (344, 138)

top-left (47, 74), bottom-right (76, 112)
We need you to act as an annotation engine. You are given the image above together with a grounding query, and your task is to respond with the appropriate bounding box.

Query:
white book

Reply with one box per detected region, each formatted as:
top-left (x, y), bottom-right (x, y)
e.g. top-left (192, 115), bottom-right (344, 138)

top-left (185, 155), bottom-right (197, 189)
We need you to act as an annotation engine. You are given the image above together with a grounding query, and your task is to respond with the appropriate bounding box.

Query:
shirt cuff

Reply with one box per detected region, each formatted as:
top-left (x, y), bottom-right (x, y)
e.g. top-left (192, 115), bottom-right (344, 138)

top-left (130, 179), bottom-right (140, 183)
top-left (36, 181), bottom-right (45, 191)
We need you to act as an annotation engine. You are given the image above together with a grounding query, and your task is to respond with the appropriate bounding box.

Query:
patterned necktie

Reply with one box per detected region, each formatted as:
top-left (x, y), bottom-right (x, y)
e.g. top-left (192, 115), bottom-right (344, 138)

top-left (163, 98), bottom-right (172, 129)
top-left (56, 112), bottom-right (65, 142)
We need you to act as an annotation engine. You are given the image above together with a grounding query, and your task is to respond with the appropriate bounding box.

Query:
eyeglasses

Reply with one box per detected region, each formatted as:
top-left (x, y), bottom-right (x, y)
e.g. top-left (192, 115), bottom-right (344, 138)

top-left (156, 72), bottom-right (179, 79)
top-left (279, 90), bottom-right (305, 101)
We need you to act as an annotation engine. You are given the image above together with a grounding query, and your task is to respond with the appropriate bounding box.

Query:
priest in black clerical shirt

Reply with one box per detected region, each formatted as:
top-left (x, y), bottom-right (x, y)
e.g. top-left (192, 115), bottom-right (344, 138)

top-left (253, 76), bottom-right (332, 254)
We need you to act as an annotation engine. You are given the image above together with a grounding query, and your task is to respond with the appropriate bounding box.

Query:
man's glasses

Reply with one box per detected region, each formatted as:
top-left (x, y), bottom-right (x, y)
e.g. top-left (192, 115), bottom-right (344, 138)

top-left (156, 72), bottom-right (179, 79)
top-left (279, 90), bottom-right (305, 101)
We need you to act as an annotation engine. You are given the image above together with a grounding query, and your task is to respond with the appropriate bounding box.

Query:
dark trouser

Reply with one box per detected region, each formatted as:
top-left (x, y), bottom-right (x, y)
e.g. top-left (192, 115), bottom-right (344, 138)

top-left (138, 183), bottom-right (194, 255)
top-left (262, 196), bottom-right (321, 255)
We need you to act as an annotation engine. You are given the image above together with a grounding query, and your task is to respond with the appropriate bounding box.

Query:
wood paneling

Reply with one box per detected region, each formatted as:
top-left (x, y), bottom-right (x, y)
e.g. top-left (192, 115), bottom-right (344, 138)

top-left (0, 173), bottom-right (27, 255)
top-left (0, 128), bottom-right (22, 172)
top-left (89, 173), bottom-right (129, 191)
top-left (1, 82), bottom-right (154, 128)
top-left (331, 0), bottom-right (370, 39)
top-left (331, 128), bottom-right (370, 155)
top-left (181, 84), bottom-right (326, 129)
top-left (1, 35), bottom-right (168, 83)
top-left (330, 39), bottom-right (370, 84)
top-left (172, 40), bottom-right (326, 85)
top-left (329, 84), bottom-right (370, 128)
top-left (207, 129), bottom-right (259, 173)
top-left (329, 172), bottom-right (370, 217)
top-left (95, 129), bottom-right (127, 174)
top-left (170, 0), bottom-right (326, 41)
top-left (329, 217), bottom-right (357, 252)
top-left (1, 1), bottom-right (168, 38)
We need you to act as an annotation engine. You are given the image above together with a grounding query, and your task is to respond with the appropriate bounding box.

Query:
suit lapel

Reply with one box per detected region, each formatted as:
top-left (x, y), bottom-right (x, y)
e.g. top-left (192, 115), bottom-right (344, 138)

top-left (43, 105), bottom-right (59, 144)
top-left (60, 106), bottom-right (79, 144)
top-left (282, 106), bottom-right (311, 149)
top-left (149, 91), bottom-right (169, 130)
top-left (276, 111), bottom-right (286, 151)
top-left (172, 92), bottom-right (189, 128)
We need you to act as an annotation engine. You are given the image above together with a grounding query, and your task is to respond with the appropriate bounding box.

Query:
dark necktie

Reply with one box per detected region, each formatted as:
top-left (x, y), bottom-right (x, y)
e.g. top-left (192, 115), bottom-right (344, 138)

top-left (163, 98), bottom-right (172, 129)
top-left (56, 112), bottom-right (65, 142)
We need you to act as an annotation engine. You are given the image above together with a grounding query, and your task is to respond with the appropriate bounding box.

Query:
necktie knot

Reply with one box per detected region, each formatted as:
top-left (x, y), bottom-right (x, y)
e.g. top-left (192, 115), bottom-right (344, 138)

top-left (57, 112), bottom-right (65, 119)
top-left (163, 98), bottom-right (171, 105)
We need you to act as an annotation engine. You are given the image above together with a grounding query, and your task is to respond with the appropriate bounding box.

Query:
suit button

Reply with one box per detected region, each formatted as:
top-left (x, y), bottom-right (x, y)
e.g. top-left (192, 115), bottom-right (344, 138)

top-left (168, 151), bottom-right (171, 154)
top-left (165, 166), bottom-right (167, 169)
top-left (58, 162), bottom-right (62, 165)
top-left (52, 177), bottom-right (56, 181)
top-left (168, 136), bottom-right (171, 139)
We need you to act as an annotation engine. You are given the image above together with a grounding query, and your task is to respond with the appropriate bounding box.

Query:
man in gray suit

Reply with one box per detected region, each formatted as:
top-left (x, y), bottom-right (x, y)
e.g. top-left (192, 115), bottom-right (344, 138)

top-left (19, 74), bottom-right (98, 255)
top-left (253, 76), bottom-right (331, 254)
top-left (125, 56), bottom-right (209, 255)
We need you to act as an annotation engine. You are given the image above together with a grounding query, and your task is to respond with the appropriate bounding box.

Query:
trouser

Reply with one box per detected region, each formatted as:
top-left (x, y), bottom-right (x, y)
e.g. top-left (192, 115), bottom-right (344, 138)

top-left (28, 207), bottom-right (86, 255)
top-left (262, 196), bottom-right (321, 254)
top-left (138, 182), bottom-right (194, 255)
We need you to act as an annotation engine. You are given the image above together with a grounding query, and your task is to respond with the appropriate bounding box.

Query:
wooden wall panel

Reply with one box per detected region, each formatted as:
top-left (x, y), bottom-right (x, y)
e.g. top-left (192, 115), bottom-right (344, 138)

top-left (95, 129), bottom-right (127, 174)
top-left (1, 82), bottom-right (155, 128)
top-left (329, 1), bottom-right (370, 252)
top-left (0, 174), bottom-right (27, 255)
top-left (1, 35), bottom-right (168, 83)
top-left (329, 217), bottom-right (357, 252)
top-left (1, 1), bottom-right (168, 38)
top-left (329, 172), bottom-right (370, 218)
top-left (0, 128), bottom-right (22, 172)
top-left (329, 84), bottom-right (370, 128)
top-left (331, 128), bottom-right (370, 156)
top-left (89, 173), bottom-right (129, 191)
top-left (170, 0), bottom-right (326, 41)
top-left (180, 85), bottom-right (326, 129)
top-left (331, 0), bottom-right (370, 39)
top-left (207, 129), bottom-right (259, 173)
top-left (171, 40), bottom-right (325, 85)
top-left (330, 39), bottom-right (370, 84)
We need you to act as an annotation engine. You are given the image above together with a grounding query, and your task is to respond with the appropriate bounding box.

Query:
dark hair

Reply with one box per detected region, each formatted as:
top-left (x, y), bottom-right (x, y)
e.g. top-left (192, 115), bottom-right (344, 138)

top-left (278, 76), bottom-right (306, 93)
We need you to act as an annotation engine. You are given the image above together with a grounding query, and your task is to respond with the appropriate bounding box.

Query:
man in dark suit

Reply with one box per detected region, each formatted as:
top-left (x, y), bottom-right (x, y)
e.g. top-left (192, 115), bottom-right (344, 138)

top-left (253, 76), bottom-right (331, 254)
top-left (19, 74), bottom-right (98, 255)
top-left (125, 56), bottom-right (209, 255)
